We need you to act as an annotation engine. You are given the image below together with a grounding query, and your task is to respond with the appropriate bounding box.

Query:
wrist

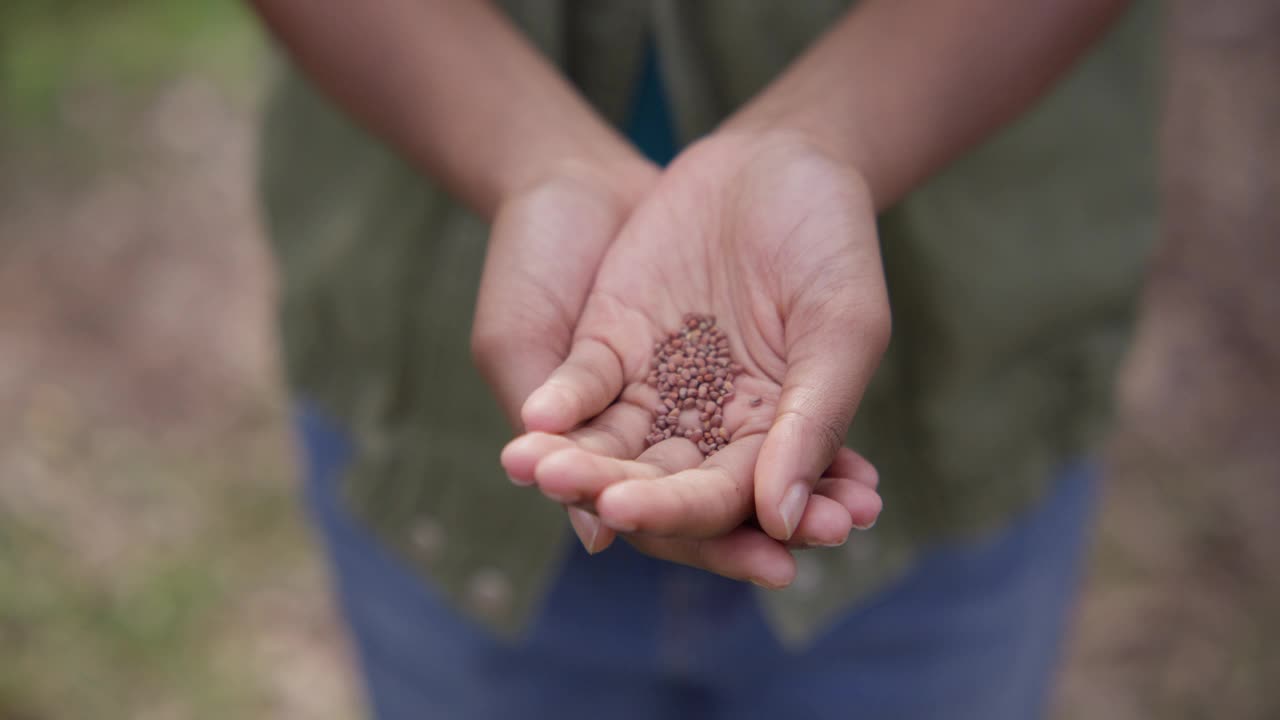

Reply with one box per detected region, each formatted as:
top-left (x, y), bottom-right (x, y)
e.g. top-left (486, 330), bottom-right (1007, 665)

top-left (718, 111), bottom-right (880, 208)
top-left (495, 143), bottom-right (658, 219)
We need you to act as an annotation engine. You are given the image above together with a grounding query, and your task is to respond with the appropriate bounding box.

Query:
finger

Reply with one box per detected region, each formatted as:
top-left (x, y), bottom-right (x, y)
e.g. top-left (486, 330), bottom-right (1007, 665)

top-left (827, 446), bottom-right (880, 490)
top-left (567, 506), bottom-right (613, 555)
top-left (625, 526), bottom-right (797, 589)
top-left (534, 447), bottom-right (668, 504)
top-left (521, 337), bottom-right (626, 433)
top-left (562, 399), bottom-right (655, 462)
top-left (814, 475), bottom-right (883, 530)
top-left (754, 294), bottom-right (890, 541)
top-left (501, 432), bottom-right (577, 485)
top-left (500, 397), bottom-right (656, 484)
top-left (595, 435), bottom-right (763, 538)
top-left (789, 493), bottom-right (854, 548)
top-left (554, 435), bottom-right (701, 554)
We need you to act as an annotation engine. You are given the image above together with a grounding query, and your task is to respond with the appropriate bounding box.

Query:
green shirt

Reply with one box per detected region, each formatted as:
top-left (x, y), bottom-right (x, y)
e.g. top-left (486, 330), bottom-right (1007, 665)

top-left (258, 0), bottom-right (1157, 645)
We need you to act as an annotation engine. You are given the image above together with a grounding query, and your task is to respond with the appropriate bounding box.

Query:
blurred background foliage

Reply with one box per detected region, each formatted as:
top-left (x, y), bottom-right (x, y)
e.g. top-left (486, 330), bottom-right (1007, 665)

top-left (0, 4), bottom-right (361, 719)
top-left (0, 0), bottom-right (258, 122)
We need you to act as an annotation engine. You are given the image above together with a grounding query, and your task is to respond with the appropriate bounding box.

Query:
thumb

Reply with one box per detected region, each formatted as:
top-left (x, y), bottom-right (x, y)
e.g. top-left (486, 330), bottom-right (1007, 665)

top-left (471, 329), bottom-right (618, 553)
top-left (753, 295), bottom-right (890, 541)
top-left (470, 326), bottom-right (565, 430)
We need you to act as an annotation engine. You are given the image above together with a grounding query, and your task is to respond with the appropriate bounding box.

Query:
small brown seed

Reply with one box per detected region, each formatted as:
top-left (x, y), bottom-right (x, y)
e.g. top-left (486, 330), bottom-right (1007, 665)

top-left (683, 397), bottom-right (696, 409)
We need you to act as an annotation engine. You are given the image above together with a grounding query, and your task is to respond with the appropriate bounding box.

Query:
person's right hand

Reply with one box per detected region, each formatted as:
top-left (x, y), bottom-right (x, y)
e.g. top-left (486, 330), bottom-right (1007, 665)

top-left (470, 160), bottom-right (658, 550)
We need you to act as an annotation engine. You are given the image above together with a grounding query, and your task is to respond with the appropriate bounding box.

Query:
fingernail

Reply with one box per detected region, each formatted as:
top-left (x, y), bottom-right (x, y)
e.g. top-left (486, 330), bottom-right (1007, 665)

top-left (524, 384), bottom-right (570, 422)
top-left (507, 473), bottom-right (534, 487)
top-left (567, 507), bottom-right (602, 553)
top-left (853, 518), bottom-right (877, 531)
top-left (778, 484), bottom-right (808, 539)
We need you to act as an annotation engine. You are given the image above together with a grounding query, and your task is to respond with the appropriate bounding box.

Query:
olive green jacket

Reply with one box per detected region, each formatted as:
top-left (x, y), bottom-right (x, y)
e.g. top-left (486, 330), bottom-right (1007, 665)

top-left (259, 0), bottom-right (1157, 645)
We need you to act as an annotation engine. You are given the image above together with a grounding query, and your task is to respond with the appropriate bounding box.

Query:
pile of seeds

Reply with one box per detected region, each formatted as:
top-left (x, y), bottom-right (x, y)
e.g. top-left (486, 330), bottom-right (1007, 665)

top-left (644, 313), bottom-right (743, 457)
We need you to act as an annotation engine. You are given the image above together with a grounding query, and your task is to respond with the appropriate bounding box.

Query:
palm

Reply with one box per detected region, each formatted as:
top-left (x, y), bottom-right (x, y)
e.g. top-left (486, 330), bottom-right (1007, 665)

top-left (471, 171), bottom-right (654, 425)
top-left (504, 133), bottom-right (889, 581)
top-left (579, 136), bottom-right (885, 448)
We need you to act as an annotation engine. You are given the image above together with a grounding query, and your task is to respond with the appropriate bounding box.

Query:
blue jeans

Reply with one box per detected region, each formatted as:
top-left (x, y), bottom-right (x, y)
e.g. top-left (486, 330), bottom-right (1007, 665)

top-left (297, 407), bottom-right (1095, 720)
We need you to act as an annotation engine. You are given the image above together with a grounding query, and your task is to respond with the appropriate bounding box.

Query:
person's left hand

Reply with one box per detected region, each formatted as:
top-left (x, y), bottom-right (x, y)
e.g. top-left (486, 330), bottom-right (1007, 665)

top-left (501, 131), bottom-right (890, 588)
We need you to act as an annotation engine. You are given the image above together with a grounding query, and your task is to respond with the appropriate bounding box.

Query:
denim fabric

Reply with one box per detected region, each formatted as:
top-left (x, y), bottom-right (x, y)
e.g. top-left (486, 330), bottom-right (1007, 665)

top-left (297, 406), bottom-right (1095, 720)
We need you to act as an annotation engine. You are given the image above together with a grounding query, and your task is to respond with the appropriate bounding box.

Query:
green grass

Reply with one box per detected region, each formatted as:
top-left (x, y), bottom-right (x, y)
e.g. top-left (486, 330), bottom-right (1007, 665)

top-left (1, 1), bottom-right (263, 126)
top-left (0, 435), bottom-right (306, 719)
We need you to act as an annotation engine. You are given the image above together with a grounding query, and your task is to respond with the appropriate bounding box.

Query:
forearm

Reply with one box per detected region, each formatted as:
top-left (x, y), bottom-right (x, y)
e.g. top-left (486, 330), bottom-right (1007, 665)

top-left (725, 0), bottom-right (1131, 210)
top-left (249, 0), bottom-right (648, 218)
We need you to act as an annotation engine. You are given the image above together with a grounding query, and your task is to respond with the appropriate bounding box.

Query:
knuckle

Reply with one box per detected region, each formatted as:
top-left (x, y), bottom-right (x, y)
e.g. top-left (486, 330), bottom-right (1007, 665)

top-left (780, 408), bottom-right (846, 459)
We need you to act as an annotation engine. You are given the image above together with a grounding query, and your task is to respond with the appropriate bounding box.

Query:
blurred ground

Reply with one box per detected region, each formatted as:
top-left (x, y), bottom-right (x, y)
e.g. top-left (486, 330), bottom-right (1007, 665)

top-left (1, 4), bottom-right (1276, 720)
top-left (0, 5), bottom-right (361, 719)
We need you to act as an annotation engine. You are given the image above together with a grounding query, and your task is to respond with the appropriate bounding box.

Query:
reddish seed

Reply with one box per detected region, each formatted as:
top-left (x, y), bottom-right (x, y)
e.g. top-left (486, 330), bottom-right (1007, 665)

top-left (643, 313), bottom-right (743, 458)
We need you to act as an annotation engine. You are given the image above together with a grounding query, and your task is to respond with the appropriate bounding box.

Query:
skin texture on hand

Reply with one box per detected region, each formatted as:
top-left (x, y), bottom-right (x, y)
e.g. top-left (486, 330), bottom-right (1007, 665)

top-left (471, 161), bottom-right (660, 550)
top-left (502, 131), bottom-right (891, 588)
